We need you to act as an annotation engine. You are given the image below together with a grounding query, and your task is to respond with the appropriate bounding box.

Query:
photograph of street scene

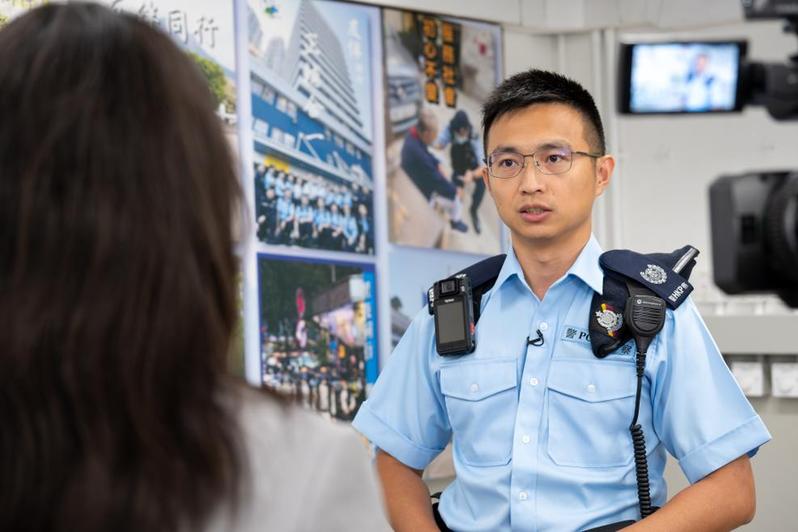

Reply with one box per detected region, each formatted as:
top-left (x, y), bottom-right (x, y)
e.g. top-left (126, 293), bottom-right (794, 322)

top-left (257, 254), bottom-right (378, 421)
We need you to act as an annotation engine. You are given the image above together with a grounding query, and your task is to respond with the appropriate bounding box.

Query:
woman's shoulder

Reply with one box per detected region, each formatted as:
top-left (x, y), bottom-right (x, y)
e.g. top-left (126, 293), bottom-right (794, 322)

top-left (215, 385), bottom-right (388, 531)
top-left (235, 386), bottom-right (358, 453)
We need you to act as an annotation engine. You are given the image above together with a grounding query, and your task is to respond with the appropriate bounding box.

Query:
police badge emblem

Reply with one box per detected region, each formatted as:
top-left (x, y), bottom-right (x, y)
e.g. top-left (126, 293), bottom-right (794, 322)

top-left (640, 264), bottom-right (667, 285)
top-left (595, 303), bottom-right (623, 337)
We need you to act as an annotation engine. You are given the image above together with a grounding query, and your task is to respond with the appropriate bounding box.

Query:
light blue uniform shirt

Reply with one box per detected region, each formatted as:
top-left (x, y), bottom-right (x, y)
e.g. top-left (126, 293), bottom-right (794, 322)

top-left (274, 177), bottom-right (286, 197)
top-left (353, 235), bottom-right (770, 531)
top-left (314, 209), bottom-right (331, 228)
top-left (276, 198), bottom-right (294, 224)
top-left (330, 211), bottom-right (344, 231)
top-left (343, 215), bottom-right (359, 242)
top-left (263, 169), bottom-right (275, 190)
top-left (296, 204), bottom-right (314, 224)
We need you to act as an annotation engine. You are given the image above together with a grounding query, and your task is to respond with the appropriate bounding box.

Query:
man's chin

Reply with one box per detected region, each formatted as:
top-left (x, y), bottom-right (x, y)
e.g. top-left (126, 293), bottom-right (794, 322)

top-left (510, 227), bottom-right (558, 245)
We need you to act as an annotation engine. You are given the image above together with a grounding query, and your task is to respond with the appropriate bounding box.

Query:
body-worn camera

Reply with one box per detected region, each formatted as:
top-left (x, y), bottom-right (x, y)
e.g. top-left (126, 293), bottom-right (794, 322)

top-left (427, 274), bottom-right (476, 356)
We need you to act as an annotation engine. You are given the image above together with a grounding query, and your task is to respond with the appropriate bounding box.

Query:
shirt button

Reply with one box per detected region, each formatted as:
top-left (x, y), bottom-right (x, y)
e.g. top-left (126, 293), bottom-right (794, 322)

top-left (519, 491), bottom-right (528, 501)
top-left (470, 383), bottom-right (479, 393)
top-left (521, 435), bottom-right (531, 444)
top-left (587, 384), bottom-right (596, 393)
top-left (529, 377), bottom-right (539, 386)
top-left (539, 321), bottom-right (549, 331)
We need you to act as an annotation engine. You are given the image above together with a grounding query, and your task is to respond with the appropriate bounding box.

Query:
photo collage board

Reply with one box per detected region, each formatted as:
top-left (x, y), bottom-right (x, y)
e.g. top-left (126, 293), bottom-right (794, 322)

top-left (247, 0), bottom-right (503, 422)
top-left (1, 0), bottom-right (504, 422)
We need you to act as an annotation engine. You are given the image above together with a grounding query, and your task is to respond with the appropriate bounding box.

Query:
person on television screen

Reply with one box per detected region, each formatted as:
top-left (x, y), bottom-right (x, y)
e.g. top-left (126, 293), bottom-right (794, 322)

top-left (684, 52), bottom-right (716, 111)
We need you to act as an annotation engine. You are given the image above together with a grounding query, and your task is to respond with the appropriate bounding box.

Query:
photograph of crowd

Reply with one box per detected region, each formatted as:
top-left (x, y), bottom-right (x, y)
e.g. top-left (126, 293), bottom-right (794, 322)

top-left (258, 254), bottom-right (378, 421)
top-left (254, 160), bottom-right (375, 254)
top-left (248, 0), bottom-right (378, 255)
top-left (383, 8), bottom-right (503, 254)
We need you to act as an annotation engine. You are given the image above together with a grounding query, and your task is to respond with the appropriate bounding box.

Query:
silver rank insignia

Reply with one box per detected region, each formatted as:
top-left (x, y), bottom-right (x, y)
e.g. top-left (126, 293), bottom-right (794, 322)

top-left (640, 264), bottom-right (667, 285)
top-left (595, 303), bottom-right (623, 337)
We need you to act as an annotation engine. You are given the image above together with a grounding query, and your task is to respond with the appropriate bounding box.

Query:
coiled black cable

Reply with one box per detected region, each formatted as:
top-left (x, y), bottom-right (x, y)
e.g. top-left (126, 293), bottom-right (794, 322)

top-left (630, 351), bottom-right (653, 518)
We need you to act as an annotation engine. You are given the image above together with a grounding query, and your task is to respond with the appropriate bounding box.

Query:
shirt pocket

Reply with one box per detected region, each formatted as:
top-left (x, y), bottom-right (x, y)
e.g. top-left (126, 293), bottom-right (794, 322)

top-left (440, 359), bottom-right (517, 467)
top-left (546, 359), bottom-right (636, 468)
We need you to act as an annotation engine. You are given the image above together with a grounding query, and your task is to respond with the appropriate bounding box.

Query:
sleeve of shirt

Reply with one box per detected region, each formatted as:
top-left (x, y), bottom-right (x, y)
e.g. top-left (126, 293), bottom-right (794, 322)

top-left (352, 308), bottom-right (451, 470)
top-left (648, 298), bottom-right (771, 484)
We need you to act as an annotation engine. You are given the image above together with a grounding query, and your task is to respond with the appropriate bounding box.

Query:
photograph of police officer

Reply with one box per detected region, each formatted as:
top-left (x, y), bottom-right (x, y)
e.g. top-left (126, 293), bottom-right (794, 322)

top-left (383, 8), bottom-right (503, 254)
top-left (353, 69), bottom-right (770, 531)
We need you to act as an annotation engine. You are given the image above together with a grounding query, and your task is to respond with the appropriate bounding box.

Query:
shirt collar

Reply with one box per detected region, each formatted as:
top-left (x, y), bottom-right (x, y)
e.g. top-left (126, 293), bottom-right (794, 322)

top-left (567, 234), bottom-right (604, 294)
top-left (491, 234), bottom-right (605, 296)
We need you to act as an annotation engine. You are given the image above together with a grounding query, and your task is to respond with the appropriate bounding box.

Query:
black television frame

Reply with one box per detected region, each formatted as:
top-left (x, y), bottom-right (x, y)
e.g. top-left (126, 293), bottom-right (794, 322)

top-left (618, 40), bottom-right (749, 115)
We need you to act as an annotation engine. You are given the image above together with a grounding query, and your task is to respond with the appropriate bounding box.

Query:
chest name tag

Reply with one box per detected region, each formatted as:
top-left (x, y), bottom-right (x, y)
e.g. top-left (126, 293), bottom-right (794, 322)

top-left (561, 326), bottom-right (592, 345)
top-left (561, 326), bottom-right (636, 360)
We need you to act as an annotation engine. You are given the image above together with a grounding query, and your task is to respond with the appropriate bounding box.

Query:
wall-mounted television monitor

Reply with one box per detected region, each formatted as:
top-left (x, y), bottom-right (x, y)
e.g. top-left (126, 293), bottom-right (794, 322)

top-left (619, 40), bottom-right (748, 114)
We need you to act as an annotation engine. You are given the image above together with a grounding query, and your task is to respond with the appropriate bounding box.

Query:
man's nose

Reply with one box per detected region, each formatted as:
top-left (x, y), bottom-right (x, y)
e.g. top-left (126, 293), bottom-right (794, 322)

top-left (519, 157), bottom-right (545, 192)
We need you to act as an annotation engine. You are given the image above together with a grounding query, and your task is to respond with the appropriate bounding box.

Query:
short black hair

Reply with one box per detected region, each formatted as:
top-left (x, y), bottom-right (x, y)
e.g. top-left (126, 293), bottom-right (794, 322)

top-left (481, 69), bottom-right (606, 157)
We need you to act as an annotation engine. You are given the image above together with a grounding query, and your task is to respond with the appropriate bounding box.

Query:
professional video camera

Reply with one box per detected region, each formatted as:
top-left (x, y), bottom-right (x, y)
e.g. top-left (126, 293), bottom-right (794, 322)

top-left (618, 0), bottom-right (798, 306)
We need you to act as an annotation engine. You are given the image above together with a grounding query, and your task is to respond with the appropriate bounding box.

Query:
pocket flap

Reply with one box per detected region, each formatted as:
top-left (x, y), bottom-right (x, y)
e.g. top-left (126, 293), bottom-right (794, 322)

top-left (547, 360), bottom-right (636, 402)
top-left (440, 360), bottom-right (517, 401)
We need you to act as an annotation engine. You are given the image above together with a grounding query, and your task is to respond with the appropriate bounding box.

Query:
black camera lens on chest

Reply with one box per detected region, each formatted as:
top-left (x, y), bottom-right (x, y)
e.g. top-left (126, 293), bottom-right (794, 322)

top-left (440, 279), bottom-right (458, 296)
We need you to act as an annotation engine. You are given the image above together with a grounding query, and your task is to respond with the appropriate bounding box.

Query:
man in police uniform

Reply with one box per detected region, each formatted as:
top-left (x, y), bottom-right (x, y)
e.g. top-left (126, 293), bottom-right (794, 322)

top-left (352, 70), bottom-right (770, 531)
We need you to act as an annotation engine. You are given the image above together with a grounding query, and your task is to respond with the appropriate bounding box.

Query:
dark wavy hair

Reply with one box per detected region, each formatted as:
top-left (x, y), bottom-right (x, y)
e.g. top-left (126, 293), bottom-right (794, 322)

top-left (0, 3), bottom-right (243, 531)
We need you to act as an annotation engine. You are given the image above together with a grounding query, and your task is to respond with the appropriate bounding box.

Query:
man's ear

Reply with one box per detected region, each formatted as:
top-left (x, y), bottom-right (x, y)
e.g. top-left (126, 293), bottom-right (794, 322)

top-left (594, 155), bottom-right (615, 197)
top-left (482, 165), bottom-right (492, 193)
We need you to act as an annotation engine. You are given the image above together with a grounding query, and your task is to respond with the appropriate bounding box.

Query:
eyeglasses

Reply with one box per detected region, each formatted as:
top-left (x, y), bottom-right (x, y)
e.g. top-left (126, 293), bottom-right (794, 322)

top-left (486, 146), bottom-right (602, 178)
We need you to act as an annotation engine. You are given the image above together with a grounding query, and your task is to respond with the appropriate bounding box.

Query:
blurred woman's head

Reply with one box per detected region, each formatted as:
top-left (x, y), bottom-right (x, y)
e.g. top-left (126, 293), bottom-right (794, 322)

top-left (0, 3), bottom-right (242, 531)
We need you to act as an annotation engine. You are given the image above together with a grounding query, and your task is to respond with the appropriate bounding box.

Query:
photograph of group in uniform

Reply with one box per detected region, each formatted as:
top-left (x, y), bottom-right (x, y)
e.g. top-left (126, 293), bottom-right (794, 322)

top-left (257, 254), bottom-right (378, 421)
top-left (254, 160), bottom-right (374, 254)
